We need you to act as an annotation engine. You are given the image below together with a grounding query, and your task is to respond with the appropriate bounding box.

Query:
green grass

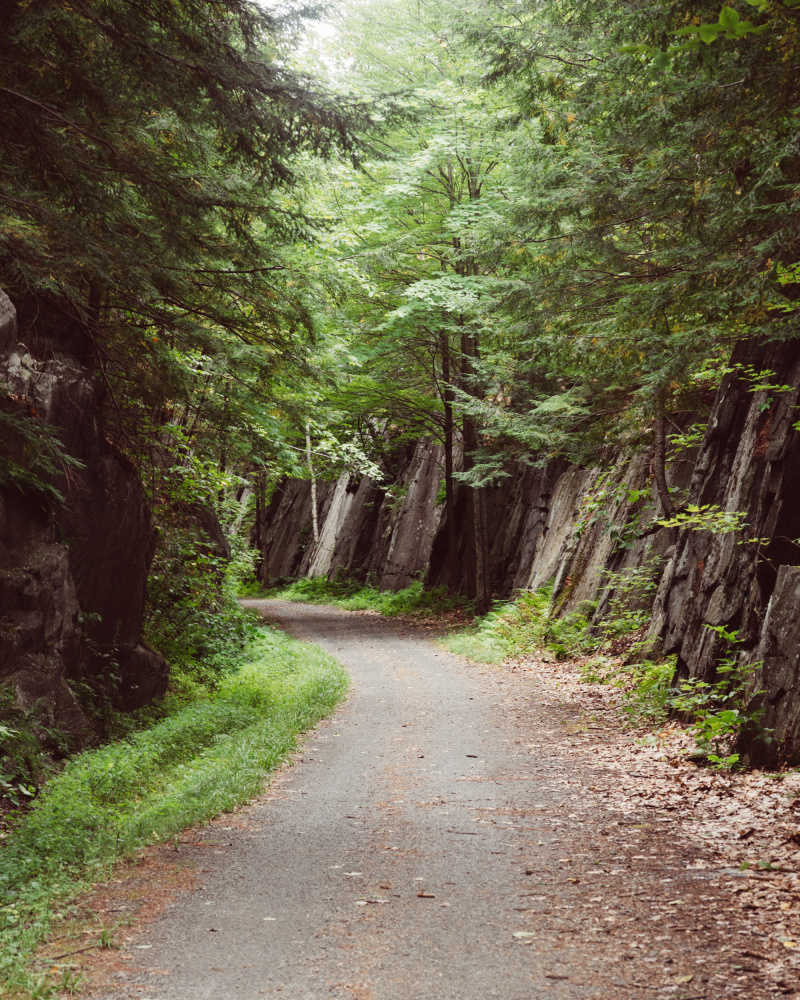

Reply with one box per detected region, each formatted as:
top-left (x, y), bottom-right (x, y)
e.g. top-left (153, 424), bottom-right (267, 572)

top-left (443, 584), bottom-right (599, 664)
top-left (259, 577), bottom-right (470, 617)
top-left (0, 625), bottom-right (348, 998)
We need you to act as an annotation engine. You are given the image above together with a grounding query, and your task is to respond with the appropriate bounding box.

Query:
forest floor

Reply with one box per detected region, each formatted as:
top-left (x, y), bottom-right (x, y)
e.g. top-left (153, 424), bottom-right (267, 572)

top-left (35, 600), bottom-right (800, 1000)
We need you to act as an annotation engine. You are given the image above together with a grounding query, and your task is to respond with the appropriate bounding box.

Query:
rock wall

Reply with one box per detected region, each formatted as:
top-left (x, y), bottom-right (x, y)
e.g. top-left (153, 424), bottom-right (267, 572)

top-left (649, 339), bottom-right (800, 763)
top-left (256, 439), bottom-right (445, 591)
top-left (256, 439), bottom-right (693, 617)
top-left (0, 288), bottom-right (168, 738)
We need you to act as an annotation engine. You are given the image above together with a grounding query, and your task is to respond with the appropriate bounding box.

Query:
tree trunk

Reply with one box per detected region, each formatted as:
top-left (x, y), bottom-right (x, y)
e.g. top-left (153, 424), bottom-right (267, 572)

top-left (460, 322), bottom-right (491, 613)
top-left (306, 420), bottom-right (320, 546)
top-left (254, 470), bottom-right (265, 583)
top-left (440, 330), bottom-right (458, 560)
top-left (653, 394), bottom-right (675, 518)
top-left (473, 485), bottom-right (490, 614)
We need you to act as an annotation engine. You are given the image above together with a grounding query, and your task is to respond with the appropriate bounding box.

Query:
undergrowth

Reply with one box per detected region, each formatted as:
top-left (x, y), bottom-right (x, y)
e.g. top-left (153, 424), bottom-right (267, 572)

top-left (258, 577), bottom-right (470, 617)
top-left (443, 584), bottom-right (599, 664)
top-left (0, 625), bottom-right (347, 998)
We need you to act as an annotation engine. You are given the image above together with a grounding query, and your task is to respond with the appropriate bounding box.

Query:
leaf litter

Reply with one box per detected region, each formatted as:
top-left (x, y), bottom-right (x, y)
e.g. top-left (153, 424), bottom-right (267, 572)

top-left (486, 650), bottom-right (800, 999)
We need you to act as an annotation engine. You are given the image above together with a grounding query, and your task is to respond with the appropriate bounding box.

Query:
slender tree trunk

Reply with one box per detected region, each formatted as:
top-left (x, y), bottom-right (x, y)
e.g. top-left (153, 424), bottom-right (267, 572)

top-left (440, 331), bottom-right (458, 559)
top-left (254, 470), bottom-right (264, 583)
top-left (653, 393), bottom-right (675, 518)
top-left (306, 420), bottom-right (319, 546)
top-left (460, 322), bottom-right (491, 613)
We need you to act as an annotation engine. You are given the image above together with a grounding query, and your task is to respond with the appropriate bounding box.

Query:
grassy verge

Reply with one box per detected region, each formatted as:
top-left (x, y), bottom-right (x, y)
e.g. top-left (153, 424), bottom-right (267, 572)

top-left (0, 625), bottom-right (347, 998)
top-left (442, 584), bottom-right (600, 664)
top-left (256, 577), bottom-right (470, 617)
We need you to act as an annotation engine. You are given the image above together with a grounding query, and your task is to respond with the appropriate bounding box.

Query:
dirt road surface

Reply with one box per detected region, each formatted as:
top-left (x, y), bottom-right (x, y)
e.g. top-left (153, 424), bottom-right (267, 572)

top-left (96, 600), bottom-right (787, 1000)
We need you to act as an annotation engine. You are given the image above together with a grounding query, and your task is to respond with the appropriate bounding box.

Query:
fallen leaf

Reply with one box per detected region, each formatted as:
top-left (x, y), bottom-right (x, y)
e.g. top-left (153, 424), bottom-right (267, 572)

top-left (513, 931), bottom-right (536, 939)
top-left (780, 940), bottom-right (798, 949)
top-left (674, 974), bottom-right (693, 984)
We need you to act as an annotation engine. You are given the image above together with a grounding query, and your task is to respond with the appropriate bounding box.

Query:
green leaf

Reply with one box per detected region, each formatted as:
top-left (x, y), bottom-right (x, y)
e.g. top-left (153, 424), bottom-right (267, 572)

top-left (718, 6), bottom-right (741, 30)
top-left (699, 23), bottom-right (723, 43)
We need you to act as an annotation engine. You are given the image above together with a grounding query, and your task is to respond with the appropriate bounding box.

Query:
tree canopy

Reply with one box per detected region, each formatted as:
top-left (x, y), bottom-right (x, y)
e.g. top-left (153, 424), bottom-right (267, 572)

top-left (2, 0), bottom-right (800, 620)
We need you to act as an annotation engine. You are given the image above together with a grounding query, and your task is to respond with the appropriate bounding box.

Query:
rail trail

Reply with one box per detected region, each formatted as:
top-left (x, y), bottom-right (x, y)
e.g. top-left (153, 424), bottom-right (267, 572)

top-left (95, 600), bottom-right (776, 1000)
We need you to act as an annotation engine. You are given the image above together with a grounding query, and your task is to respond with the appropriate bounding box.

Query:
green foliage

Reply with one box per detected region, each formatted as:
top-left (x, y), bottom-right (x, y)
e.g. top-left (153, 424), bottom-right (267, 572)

top-left (592, 626), bottom-right (770, 769)
top-left (449, 0), bottom-right (800, 471)
top-left (443, 584), bottom-right (599, 664)
top-left (0, 625), bottom-right (348, 995)
top-left (0, 406), bottom-right (83, 506)
top-left (263, 577), bottom-right (469, 616)
top-left (597, 560), bottom-right (664, 643)
top-left (1, 0), bottom-right (372, 341)
top-left (658, 504), bottom-right (750, 533)
top-left (0, 691), bottom-right (73, 810)
top-left (670, 627), bottom-right (769, 768)
top-left (616, 659), bottom-right (679, 725)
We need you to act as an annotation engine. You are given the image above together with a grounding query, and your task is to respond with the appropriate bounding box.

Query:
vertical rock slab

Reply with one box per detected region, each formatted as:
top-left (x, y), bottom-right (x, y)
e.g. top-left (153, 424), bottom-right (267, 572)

top-left (377, 440), bottom-right (444, 591)
top-left (744, 565), bottom-right (800, 765)
top-left (651, 340), bottom-right (800, 763)
top-left (254, 478), bottom-right (337, 583)
top-left (307, 473), bottom-right (357, 579)
top-left (324, 476), bottom-right (386, 581)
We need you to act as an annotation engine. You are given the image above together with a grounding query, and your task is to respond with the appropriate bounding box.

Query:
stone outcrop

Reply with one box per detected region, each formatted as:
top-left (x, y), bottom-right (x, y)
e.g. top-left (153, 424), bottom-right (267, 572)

top-left (256, 439), bottom-right (694, 619)
top-left (256, 439), bottom-right (446, 591)
top-left (648, 340), bottom-right (800, 762)
top-left (0, 287), bottom-right (168, 736)
top-left (744, 565), bottom-right (800, 765)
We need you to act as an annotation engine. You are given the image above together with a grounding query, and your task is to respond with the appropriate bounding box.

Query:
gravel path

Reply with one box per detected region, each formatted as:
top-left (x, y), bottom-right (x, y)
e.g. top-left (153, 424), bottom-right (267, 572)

top-left (97, 600), bottom-right (768, 1000)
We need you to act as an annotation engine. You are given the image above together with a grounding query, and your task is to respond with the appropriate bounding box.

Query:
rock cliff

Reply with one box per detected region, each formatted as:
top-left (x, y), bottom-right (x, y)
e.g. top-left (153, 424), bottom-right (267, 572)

top-left (0, 288), bottom-right (168, 741)
top-left (649, 340), bottom-right (800, 764)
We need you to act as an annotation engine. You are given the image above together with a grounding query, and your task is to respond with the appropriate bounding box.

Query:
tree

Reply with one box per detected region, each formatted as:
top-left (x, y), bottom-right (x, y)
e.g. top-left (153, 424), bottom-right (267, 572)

top-left (456, 0), bottom-right (800, 492)
top-left (303, 0), bottom-right (524, 607)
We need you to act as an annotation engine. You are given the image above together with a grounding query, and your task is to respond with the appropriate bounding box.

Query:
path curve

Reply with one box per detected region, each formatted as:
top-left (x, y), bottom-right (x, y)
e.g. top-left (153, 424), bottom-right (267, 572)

top-left (98, 600), bottom-right (749, 1000)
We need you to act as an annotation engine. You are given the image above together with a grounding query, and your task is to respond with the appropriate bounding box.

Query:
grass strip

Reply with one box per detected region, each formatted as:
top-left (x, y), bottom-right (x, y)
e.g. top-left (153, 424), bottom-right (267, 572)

top-left (0, 625), bottom-right (348, 998)
top-left (257, 577), bottom-right (469, 616)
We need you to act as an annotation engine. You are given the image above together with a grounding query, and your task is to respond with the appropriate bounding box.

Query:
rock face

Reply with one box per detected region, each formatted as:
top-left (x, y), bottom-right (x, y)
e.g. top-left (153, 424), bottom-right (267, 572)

top-left (649, 340), bottom-right (800, 762)
top-left (744, 565), bottom-right (800, 765)
top-left (256, 440), bottom-right (446, 591)
top-left (0, 287), bottom-right (168, 736)
top-left (256, 439), bottom-right (694, 619)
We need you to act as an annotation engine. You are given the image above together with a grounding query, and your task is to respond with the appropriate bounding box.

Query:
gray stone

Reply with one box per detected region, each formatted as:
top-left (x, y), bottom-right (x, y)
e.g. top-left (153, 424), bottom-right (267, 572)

top-left (0, 287), bottom-right (16, 354)
top-left (743, 565), bottom-right (800, 765)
